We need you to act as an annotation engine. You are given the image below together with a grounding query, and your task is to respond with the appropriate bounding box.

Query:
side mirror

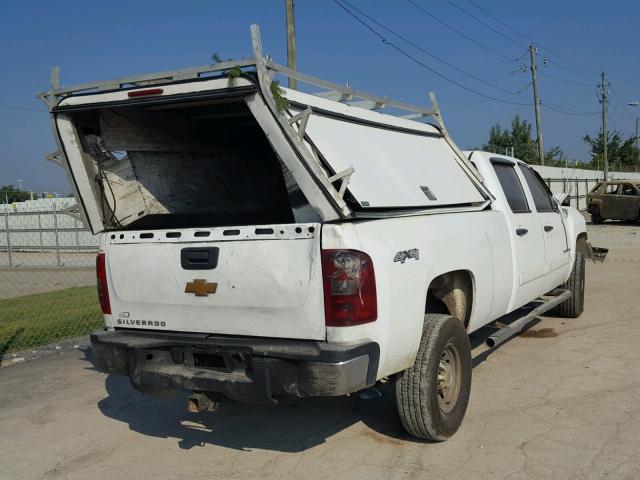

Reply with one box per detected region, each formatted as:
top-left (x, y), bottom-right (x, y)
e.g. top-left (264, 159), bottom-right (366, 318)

top-left (553, 192), bottom-right (570, 207)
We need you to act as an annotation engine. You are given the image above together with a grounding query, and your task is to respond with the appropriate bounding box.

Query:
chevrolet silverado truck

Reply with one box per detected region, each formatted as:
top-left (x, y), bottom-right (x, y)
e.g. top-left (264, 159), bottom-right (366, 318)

top-left (38, 25), bottom-right (605, 441)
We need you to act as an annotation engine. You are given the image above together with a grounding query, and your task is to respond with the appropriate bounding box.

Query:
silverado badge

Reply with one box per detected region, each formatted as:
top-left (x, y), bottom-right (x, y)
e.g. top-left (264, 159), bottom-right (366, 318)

top-left (185, 279), bottom-right (218, 296)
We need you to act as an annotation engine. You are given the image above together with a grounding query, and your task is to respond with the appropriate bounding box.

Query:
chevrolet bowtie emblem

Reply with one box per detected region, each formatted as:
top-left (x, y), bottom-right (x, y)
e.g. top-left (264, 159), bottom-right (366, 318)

top-left (185, 279), bottom-right (218, 297)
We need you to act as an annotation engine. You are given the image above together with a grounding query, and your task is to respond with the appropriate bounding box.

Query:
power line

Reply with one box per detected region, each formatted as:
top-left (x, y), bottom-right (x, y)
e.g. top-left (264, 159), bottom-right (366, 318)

top-left (464, 0), bottom-right (598, 81)
top-left (465, 0), bottom-right (531, 42)
top-left (538, 69), bottom-right (593, 88)
top-left (336, 1), bottom-right (606, 118)
top-left (443, 0), bottom-right (527, 49)
top-left (333, 0), bottom-right (531, 105)
top-left (456, 104), bottom-right (530, 129)
top-left (343, 0), bottom-right (525, 98)
top-left (541, 102), bottom-right (599, 116)
top-left (406, 0), bottom-right (517, 63)
top-left (534, 43), bottom-right (598, 81)
top-left (442, 83), bottom-right (532, 114)
top-left (609, 85), bottom-right (638, 123)
top-left (540, 56), bottom-right (598, 83)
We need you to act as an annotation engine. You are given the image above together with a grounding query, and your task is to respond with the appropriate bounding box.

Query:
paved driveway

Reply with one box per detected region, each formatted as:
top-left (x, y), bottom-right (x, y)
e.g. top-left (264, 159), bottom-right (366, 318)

top-left (1, 223), bottom-right (639, 480)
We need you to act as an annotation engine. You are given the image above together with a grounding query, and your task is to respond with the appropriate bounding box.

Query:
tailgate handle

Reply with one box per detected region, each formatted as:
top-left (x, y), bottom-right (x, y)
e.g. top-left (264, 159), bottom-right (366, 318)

top-left (181, 247), bottom-right (219, 270)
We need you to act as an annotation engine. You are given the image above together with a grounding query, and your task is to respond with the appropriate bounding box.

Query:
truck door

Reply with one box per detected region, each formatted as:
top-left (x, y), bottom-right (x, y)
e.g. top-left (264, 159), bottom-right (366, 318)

top-left (616, 183), bottom-right (640, 220)
top-left (600, 183), bottom-right (620, 219)
top-left (518, 165), bottom-right (570, 290)
top-left (490, 160), bottom-right (547, 307)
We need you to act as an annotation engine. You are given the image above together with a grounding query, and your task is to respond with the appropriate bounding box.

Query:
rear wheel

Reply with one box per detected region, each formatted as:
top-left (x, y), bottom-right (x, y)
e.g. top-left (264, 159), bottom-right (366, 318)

top-left (396, 314), bottom-right (471, 441)
top-left (556, 250), bottom-right (585, 318)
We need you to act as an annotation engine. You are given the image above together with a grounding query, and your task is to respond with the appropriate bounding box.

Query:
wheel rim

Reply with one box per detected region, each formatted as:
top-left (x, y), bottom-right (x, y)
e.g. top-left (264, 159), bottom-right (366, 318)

top-left (437, 342), bottom-right (462, 414)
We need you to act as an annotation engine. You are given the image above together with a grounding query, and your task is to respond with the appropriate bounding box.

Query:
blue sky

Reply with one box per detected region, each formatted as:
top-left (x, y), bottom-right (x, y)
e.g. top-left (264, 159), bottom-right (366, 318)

top-left (1, 0), bottom-right (638, 193)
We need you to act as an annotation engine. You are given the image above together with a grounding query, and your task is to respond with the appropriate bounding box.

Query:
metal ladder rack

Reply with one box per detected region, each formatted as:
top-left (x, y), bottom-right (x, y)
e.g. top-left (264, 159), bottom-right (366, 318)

top-left (36, 28), bottom-right (435, 122)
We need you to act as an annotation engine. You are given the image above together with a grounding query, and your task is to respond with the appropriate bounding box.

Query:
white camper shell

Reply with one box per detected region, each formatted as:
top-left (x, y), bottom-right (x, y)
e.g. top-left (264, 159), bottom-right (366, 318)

top-left (42, 28), bottom-right (491, 235)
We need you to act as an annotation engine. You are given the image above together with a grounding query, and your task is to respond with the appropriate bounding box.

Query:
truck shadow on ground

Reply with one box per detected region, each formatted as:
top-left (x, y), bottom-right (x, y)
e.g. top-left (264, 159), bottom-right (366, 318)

top-left (94, 370), bottom-right (411, 451)
top-left (84, 349), bottom-right (414, 451)
top-left (85, 308), bottom-right (549, 452)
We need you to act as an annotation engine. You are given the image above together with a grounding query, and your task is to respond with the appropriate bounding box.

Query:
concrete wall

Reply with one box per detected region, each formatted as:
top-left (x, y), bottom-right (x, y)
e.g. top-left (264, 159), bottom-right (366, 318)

top-left (531, 165), bottom-right (640, 182)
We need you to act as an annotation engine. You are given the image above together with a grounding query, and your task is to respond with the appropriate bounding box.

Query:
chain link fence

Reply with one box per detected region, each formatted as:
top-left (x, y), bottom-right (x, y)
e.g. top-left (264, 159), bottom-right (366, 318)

top-left (1, 192), bottom-right (101, 357)
top-left (543, 177), bottom-right (600, 211)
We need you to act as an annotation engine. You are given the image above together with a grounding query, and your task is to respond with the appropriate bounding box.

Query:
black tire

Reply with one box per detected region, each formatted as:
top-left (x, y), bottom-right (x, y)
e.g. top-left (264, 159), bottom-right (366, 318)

top-left (556, 250), bottom-right (585, 318)
top-left (396, 314), bottom-right (471, 441)
top-left (591, 209), bottom-right (604, 224)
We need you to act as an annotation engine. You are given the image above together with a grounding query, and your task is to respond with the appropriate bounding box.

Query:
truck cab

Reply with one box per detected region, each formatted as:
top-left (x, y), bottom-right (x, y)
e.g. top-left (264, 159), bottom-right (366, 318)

top-left (468, 151), bottom-right (581, 311)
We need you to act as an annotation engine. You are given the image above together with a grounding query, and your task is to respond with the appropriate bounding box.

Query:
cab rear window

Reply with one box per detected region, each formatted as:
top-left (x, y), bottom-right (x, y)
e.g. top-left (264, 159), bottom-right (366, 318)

top-left (491, 161), bottom-right (529, 213)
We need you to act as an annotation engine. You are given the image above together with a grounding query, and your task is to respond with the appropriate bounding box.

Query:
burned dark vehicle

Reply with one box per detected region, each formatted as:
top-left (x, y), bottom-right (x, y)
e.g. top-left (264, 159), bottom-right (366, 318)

top-left (587, 180), bottom-right (640, 224)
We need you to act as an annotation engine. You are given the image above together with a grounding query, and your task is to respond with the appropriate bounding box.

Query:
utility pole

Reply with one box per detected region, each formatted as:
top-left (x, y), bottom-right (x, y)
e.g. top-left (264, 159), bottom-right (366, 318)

top-left (285, 0), bottom-right (297, 89)
top-left (636, 117), bottom-right (640, 172)
top-left (627, 102), bottom-right (640, 171)
top-left (598, 71), bottom-right (609, 180)
top-left (529, 43), bottom-right (544, 165)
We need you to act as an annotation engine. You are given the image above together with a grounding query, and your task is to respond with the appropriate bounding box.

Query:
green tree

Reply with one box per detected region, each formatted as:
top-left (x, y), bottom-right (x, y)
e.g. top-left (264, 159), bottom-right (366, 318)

top-left (0, 185), bottom-right (29, 203)
top-left (583, 130), bottom-right (639, 170)
top-left (482, 123), bottom-right (511, 155)
top-left (482, 115), bottom-right (565, 165)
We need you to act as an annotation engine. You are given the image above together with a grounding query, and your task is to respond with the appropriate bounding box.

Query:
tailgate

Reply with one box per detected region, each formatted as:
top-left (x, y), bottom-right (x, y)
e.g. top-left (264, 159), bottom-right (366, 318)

top-left (103, 223), bottom-right (325, 340)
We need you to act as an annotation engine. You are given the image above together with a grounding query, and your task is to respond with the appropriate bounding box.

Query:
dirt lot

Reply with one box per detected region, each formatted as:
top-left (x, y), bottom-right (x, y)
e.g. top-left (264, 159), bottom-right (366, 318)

top-left (0, 222), bottom-right (639, 480)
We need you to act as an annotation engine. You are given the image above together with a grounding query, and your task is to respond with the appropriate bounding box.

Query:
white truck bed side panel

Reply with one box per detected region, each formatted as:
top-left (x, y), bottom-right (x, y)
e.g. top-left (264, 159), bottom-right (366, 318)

top-left (322, 211), bottom-right (512, 378)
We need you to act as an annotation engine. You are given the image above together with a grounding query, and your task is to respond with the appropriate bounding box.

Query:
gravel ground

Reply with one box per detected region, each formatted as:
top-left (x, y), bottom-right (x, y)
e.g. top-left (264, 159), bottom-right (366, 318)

top-left (0, 222), bottom-right (638, 480)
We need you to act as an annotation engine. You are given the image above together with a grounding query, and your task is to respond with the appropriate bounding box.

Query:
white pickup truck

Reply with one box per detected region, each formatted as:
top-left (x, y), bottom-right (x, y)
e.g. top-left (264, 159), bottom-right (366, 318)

top-left (39, 26), bottom-right (605, 441)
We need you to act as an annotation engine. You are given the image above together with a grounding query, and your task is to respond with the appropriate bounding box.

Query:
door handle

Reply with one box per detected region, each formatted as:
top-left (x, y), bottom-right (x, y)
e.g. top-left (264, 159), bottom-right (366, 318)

top-left (516, 228), bottom-right (528, 236)
top-left (544, 225), bottom-right (554, 232)
top-left (181, 247), bottom-right (220, 270)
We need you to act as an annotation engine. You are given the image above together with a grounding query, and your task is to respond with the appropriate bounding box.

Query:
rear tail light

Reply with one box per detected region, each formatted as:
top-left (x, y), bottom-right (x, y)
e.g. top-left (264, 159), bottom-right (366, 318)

top-left (321, 249), bottom-right (377, 327)
top-left (96, 253), bottom-right (111, 315)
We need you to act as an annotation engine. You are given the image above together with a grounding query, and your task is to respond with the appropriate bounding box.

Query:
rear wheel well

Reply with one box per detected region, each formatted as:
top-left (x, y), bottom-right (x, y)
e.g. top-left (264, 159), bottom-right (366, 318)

top-left (425, 270), bottom-right (474, 328)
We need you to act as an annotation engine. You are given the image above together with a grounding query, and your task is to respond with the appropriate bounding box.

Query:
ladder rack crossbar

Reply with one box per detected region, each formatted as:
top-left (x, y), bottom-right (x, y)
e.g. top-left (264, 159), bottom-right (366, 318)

top-left (265, 61), bottom-right (434, 117)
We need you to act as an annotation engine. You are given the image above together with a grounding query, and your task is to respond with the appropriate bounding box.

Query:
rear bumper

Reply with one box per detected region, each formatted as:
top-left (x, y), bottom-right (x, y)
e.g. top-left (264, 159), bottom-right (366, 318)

top-left (90, 329), bottom-right (379, 404)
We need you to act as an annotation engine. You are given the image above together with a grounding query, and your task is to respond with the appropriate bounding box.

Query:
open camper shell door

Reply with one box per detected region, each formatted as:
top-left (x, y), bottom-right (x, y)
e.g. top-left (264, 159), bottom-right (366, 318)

top-left (38, 24), bottom-right (492, 234)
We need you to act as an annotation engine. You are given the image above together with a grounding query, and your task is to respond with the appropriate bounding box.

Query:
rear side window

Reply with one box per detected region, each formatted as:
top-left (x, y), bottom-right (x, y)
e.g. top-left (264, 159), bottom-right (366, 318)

top-left (605, 184), bottom-right (619, 194)
top-left (491, 162), bottom-right (529, 213)
top-left (621, 184), bottom-right (637, 196)
top-left (519, 165), bottom-right (555, 212)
